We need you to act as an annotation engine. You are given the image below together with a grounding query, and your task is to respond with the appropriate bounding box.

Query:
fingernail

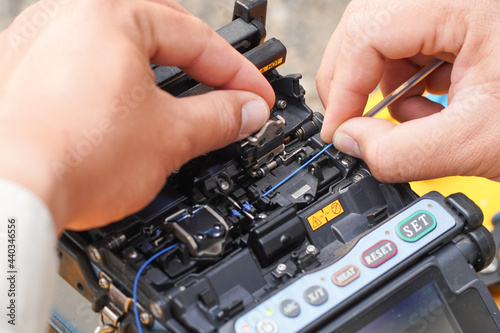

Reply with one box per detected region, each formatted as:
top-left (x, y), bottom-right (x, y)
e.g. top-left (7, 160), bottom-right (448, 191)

top-left (240, 99), bottom-right (270, 137)
top-left (333, 130), bottom-right (362, 158)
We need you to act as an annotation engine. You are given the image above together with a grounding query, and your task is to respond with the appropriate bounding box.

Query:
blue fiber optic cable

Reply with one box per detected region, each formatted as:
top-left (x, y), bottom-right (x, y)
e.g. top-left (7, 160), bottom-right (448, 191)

top-left (133, 242), bottom-right (179, 333)
top-left (261, 143), bottom-right (334, 198)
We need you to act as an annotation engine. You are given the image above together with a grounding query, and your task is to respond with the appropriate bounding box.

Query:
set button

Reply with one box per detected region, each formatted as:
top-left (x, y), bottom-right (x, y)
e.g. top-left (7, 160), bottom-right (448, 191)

top-left (397, 211), bottom-right (436, 242)
top-left (304, 285), bottom-right (328, 306)
top-left (361, 240), bottom-right (397, 268)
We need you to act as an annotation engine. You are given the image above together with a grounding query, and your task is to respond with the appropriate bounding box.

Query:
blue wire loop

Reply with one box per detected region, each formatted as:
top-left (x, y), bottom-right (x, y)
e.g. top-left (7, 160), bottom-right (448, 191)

top-left (133, 242), bottom-right (179, 333)
top-left (260, 143), bottom-right (334, 198)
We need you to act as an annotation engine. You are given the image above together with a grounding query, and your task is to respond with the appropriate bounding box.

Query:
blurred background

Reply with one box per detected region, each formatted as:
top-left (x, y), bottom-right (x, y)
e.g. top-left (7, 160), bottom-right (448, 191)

top-left (0, 0), bottom-right (36, 28)
top-left (0, 0), bottom-right (350, 113)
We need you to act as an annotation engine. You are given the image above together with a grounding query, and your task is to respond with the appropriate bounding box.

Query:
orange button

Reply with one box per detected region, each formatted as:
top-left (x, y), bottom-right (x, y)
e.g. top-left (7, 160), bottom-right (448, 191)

top-left (332, 265), bottom-right (360, 287)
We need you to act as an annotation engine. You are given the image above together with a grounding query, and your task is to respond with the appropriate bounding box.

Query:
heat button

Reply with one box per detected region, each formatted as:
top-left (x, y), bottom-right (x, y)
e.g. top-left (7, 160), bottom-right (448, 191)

top-left (361, 240), bottom-right (397, 268)
top-left (332, 265), bottom-right (360, 287)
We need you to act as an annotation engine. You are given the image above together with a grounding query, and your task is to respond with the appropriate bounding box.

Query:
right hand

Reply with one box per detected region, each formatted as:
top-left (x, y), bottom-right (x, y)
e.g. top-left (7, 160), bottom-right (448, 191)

top-left (316, 0), bottom-right (500, 183)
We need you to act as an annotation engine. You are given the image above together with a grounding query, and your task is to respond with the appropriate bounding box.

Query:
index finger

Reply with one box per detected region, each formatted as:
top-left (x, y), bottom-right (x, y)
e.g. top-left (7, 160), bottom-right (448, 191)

top-left (136, 1), bottom-right (275, 107)
top-left (319, 0), bottom-right (466, 143)
top-left (320, 34), bottom-right (385, 143)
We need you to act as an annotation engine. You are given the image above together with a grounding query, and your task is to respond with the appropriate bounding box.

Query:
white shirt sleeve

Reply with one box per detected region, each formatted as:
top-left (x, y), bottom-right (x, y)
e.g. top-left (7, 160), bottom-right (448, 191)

top-left (0, 179), bottom-right (57, 332)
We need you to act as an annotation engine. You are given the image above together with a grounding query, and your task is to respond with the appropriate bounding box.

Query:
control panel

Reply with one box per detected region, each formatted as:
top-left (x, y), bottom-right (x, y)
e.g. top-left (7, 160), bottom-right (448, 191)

top-left (234, 199), bottom-right (456, 333)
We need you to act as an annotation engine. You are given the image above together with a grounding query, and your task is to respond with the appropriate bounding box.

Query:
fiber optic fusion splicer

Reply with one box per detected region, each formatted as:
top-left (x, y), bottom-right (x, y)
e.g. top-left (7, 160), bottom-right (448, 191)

top-left (54, 1), bottom-right (500, 332)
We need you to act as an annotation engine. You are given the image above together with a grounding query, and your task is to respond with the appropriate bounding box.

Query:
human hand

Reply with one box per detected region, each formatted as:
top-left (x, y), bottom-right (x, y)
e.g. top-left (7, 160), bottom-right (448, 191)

top-left (317, 0), bottom-right (500, 183)
top-left (0, 0), bottom-right (274, 234)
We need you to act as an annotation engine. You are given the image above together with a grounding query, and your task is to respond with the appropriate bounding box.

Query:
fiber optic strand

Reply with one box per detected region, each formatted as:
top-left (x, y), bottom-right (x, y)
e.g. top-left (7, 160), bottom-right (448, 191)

top-left (261, 143), bottom-right (334, 197)
top-left (260, 59), bottom-right (445, 197)
top-left (133, 242), bottom-right (179, 333)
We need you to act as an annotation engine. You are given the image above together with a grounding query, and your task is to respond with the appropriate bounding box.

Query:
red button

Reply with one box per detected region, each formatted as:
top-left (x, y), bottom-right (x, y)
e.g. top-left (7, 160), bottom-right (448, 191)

top-left (361, 240), bottom-right (397, 268)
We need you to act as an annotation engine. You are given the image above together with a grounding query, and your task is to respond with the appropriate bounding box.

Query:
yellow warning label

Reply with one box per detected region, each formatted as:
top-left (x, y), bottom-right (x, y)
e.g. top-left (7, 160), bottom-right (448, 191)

top-left (259, 57), bottom-right (284, 73)
top-left (307, 199), bottom-right (344, 231)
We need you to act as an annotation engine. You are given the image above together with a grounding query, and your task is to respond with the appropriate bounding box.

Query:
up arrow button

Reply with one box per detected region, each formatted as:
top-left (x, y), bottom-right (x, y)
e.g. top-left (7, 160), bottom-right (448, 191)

top-left (397, 211), bottom-right (437, 242)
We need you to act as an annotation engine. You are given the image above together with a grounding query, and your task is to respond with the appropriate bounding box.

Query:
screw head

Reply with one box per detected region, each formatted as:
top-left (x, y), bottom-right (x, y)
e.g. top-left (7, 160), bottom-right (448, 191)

top-left (150, 301), bottom-right (164, 318)
top-left (220, 181), bottom-right (230, 191)
top-left (341, 158), bottom-right (350, 166)
top-left (306, 245), bottom-right (318, 255)
top-left (304, 194), bottom-right (314, 202)
top-left (128, 250), bottom-right (138, 259)
top-left (277, 100), bottom-right (287, 109)
top-left (98, 277), bottom-right (110, 290)
top-left (140, 312), bottom-right (153, 325)
top-left (257, 213), bottom-right (268, 219)
top-left (276, 263), bottom-right (287, 273)
top-left (353, 173), bottom-right (364, 183)
top-left (88, 246), bottom-right (101, 263)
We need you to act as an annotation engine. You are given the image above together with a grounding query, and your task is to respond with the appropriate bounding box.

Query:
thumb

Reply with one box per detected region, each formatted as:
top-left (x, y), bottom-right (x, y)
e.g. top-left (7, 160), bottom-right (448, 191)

top-left (165, 90), bottom-right (270, 161)
top-left (331, 113), bottom-right (477, 182)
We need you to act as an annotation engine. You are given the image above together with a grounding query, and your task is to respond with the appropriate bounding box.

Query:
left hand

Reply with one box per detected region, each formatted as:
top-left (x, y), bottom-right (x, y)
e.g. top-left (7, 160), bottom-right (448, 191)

top-left (0, 0), bottom-right (275, 234)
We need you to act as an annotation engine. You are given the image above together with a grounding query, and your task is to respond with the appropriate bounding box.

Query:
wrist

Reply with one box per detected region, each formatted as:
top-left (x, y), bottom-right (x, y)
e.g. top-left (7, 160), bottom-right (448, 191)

top-left (0, 122), bottom-right (69, 234)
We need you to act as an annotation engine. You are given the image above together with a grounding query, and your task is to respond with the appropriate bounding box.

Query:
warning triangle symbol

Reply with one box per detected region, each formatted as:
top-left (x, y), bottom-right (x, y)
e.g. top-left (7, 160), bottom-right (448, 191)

top-left (313, 217), bottom-right (322, 227)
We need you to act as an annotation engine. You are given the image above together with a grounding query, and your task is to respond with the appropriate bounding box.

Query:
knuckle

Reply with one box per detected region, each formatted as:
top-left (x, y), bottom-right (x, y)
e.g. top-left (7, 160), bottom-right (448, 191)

top-left (315, 74), bottom-right (326, 93)
top-left (183, 19), bottom-right (213, 67)
top-left (343, 0), bottom-right (364, 18)
top-left (211, 96), bottom-right (240, 143)
top-left (315, 72), bottom-right (322, 86)
top-left (342, 0), bottom-right (392, 52)
top-left (315, 71), bottom-right (331, 88)
top-left (363, 140), bottom-right (399, 182)
top-left (342, 13), bottom-right (373, 52)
